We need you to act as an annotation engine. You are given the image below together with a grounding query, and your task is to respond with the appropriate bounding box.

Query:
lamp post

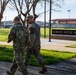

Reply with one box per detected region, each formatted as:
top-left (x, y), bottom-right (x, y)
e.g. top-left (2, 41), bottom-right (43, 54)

top-left (0, 1), bottom-right (1, 26)
top-left (0, 13), bottom-right (2, 26)
top-left (67, 10), bottom-right (71, 19)
top-left (49, 0), bottom-right (51, 42)
top-left (0, 14), bottom-right (1, 26)
top-left (67, 10), bottom-right (71, 24)
top-left (44, 0), bottom-right (46, 38)
top-left (0, 1), bottom-right (3, 26)
top-left (0, 1), bottom-right (1, 13)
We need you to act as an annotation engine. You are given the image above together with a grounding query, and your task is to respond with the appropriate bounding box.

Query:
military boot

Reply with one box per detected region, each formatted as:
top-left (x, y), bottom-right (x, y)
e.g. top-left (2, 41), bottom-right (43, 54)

top-left (39, 67), bottom-right (47, 74)
top-left (6, 70), bottom-right (14, 75)
top-left (19, 68), bottom-right (28, 75)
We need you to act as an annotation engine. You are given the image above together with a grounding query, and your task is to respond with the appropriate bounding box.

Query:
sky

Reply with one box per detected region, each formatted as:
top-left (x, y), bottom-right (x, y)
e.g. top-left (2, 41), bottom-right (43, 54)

top-left (51, 0), bottom-right (76, 19)
top-left (2, 0), bottom-right (76, 22)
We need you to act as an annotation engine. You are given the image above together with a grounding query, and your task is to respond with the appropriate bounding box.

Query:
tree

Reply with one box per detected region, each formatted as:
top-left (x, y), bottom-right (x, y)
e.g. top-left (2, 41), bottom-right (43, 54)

top-left (0, 0), bottom-right (10, 23)
top-left (9, 0), bottom-right (40, 25)
top-left (9, 0), bottom-right (64, 25)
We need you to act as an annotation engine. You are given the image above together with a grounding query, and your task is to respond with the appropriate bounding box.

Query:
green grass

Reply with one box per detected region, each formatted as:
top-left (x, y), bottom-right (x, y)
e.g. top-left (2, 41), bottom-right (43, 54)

top-left (51, 28), bottom-right (76, 30)
top-left (0, 45), bottom-right (76, 66)
top-left (0, 28), bottom-right (76, 41)
top-left (66, 44), bottom-right (76, 48)
top-left (40, 28), bottom-right (76, 37)
top-left (0, 45), bottom-right (13, 62)
top-left (40, 28), bottom-right (49, 37)
top-left (0, 28), bottom-right (10, 41)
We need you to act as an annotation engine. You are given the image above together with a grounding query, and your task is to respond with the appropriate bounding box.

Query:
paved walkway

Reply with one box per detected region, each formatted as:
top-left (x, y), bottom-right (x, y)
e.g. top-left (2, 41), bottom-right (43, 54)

top-left (0, 38), bottom-right (76, 52)
top-left (0, 38), bottom-right (76, 75)
top-left (41, 38), bottom-right (76, 52)
top-left (0, 57), bottom-right (76, 75)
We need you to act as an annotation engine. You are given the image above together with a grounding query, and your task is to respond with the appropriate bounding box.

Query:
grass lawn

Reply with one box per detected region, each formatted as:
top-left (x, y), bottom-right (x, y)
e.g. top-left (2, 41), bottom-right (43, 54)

top-left (66, 44), bottom-right (76, 48)
top-left (0, 45), bottom-right (76, 66)
top-left (40, 28), bottom-right (76, 37)
top-left (0, 28), bottom-right (76, 41)
top-left (40, 28), bottom-right (49, 37)
top-left (0, 28), bottom-right (10, 41)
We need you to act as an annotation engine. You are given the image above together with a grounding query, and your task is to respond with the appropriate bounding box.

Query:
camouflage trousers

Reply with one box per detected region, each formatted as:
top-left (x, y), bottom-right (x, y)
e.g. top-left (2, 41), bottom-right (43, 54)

top-left (24, 46), bottom-right (45, 67)
top-left (9, 49), bottom-right (28, 75)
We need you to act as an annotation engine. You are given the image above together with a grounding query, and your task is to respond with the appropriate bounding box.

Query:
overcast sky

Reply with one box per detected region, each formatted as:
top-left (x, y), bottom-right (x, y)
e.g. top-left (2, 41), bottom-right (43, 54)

top-left (52, 0), bottom-right (76, 19)
top-left (2, 0), bottom-right (76, 22)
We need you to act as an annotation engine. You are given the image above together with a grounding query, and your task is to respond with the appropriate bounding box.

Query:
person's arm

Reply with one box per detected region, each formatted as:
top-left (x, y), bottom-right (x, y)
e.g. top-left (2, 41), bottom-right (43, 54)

top-left (29, 27), bottom-right (36, 48)
top-left (7, 27), bottom-right (15, 43)
top-left (25, 29), bottom-right (29, 46)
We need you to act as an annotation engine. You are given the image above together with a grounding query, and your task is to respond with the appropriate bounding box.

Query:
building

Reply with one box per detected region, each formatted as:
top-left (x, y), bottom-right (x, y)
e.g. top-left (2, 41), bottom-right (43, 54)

top-left (51, 18), bottom-right (76, 24)
top-left (1, 20), bottom-right (13, 28)
top-left (51, 19), bottom-right (76, 40)
top-left (51, 18), bottom-right (76, 28)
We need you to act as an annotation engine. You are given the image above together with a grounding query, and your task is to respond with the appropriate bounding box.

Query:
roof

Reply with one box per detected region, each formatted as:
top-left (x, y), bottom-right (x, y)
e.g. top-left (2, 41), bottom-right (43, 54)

top-left (51, 18), bottom-right (76, 21)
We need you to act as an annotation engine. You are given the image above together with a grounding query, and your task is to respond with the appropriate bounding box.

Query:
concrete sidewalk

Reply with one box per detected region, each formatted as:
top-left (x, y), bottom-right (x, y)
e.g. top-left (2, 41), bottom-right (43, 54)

top-left (0, 38), bottom-right (76, 52)
top-left (41, 38), bottom-right (76, 52)
top-left (0, 58), bottom-right (76, 75)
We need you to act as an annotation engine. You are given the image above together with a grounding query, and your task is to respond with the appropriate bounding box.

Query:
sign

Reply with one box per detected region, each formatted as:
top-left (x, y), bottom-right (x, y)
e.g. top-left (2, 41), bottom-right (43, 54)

top-left (52, 29), bottom-right (76, 35)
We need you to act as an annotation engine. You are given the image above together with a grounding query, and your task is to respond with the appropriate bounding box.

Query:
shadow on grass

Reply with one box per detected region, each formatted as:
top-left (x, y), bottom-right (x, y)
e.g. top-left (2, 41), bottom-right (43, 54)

top-left (0, 45), bottom-right (76, 66)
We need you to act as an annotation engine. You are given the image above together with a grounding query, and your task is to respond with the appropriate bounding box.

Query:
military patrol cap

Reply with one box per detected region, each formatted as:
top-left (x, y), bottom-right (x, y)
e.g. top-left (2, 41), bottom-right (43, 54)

top-left (14, 16), bottom-right (20, 21)
top-left (26, 15), bottom-right (34, 20)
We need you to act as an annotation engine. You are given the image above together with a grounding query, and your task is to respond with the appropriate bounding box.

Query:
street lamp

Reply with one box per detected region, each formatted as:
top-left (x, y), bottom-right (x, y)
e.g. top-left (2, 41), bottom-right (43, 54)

top-left (44, 0), bottom-right (46, 38)
top-left (67, 10), bottom-right (71, 19)
top-left (0, 13), bottom-right (2, 26)
top-left (0, 1), bottom-right (1, 25)
top-left (49, 0), bottom-right (51, 42)
top-left (67, 10), bottom-right (71, 24)
top-left (0, 1), bottom-right (1, 13)
top-left (0, 1), bottom-right (3, 26)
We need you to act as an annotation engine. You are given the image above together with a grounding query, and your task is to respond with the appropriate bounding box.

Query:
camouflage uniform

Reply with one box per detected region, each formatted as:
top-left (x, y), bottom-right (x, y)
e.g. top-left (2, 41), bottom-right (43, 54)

top-left (7, 23), bottom-right (28, 75)
top-left (25, 22), bottom-right (45, 68)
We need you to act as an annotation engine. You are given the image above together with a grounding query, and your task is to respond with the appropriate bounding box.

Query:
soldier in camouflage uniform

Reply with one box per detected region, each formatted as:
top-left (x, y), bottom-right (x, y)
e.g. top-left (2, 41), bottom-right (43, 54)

top-left (6, 16), bottom-right (28, 75)
top-left (24, 15), bottom-right (47, 74)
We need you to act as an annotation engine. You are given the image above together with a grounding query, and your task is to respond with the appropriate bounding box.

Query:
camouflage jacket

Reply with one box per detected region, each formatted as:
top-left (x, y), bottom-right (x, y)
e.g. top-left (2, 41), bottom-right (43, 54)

top-left (7, 23), bottom-right (28, 50)
top-left (28, 22), bottom-right (40, 48)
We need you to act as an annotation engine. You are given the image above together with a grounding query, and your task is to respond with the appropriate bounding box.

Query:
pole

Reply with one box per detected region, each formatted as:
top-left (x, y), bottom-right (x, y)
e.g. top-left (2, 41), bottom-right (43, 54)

top-left (67, 10), bottom-right (71, 24)
top-left (0, 3), bottom-right (1, 25)
top-left (49, 0), bottom-right (51, 42)
top-left (0, 13), bottom-right (2, 26)
top-left (67, 10), bottom-right (71, 19)
top-left (44, 0), bottom-right (46, 38)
